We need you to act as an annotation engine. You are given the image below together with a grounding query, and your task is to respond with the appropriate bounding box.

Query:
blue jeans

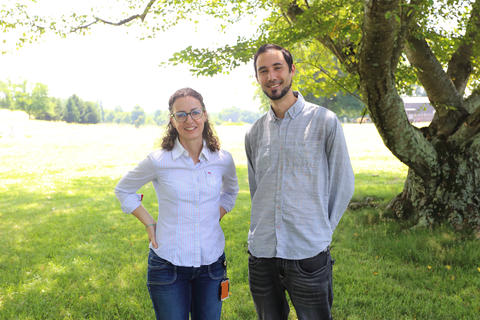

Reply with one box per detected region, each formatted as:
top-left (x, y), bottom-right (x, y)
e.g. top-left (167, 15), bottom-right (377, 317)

top-left (147, 250), bottom-right (225, 320)
top-left (248, 250), bottom-right (333, 320)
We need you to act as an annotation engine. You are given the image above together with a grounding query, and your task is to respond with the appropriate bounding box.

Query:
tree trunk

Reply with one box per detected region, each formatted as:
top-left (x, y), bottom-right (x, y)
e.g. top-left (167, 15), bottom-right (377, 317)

top-left (388, 144), bottom-right (480, 231)
top-left (357, 0), bottom-right (480, 232)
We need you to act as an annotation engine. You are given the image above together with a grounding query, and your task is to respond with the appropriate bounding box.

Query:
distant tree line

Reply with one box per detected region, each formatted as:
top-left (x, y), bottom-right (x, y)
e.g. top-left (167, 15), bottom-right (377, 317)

top-left (2, 79), bottom-right (365, 126)
top-left (0, 80), bottom-right (263, 126)
top-left (0, 80), bottom-right (102, 124)
top-left (214, 107), bottom-right (261, 123)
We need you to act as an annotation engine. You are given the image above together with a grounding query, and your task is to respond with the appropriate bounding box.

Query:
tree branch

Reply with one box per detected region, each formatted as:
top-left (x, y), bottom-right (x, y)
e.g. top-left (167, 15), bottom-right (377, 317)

top-left (281, 0), bottom-right (358, 74)
top-left (405, 32), bottom-right (462, 108)
top-left (470, 130), bottom-right (480, 155)
top-left (301, 60), bottom-right (364, 103)
top-left (71, 0), bottom-right (157, 32)
top-left (280, 9), bottom-right (293, 26)
top-left (405, 29), bottom-right (468, 137)
top-left (448, 104), bottom-right (480, 147)
top-left (446, 0), bottom-right (480, 96)
top-left (317, 35), bottom-right (358, 74)
top-left (464, 89), bottom-right (480, 114)
top-left (359, 0), bottom-right (438, 179)
top-left (286, 0), bottom-right (304, 21)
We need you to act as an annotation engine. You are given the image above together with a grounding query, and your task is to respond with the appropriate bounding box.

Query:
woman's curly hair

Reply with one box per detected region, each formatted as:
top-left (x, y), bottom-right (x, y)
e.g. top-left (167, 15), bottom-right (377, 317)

top-left (161, 87), bottom-right (220, 152)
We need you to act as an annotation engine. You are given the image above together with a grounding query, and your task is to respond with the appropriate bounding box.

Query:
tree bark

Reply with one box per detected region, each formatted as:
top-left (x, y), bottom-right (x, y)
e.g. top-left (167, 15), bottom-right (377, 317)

top-left (388, 145), bottom-right (480, 231)
top-left (359, 0), bottom-right (480, 232)
top-left (359, 0), bottom-right (438, 178)
top-left (448, 0), bottom-right (480, 96)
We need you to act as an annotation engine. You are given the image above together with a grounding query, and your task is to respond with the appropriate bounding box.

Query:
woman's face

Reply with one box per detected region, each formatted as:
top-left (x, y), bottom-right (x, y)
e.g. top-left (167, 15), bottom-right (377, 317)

top-left (170, 96), bottom-right (207, 144)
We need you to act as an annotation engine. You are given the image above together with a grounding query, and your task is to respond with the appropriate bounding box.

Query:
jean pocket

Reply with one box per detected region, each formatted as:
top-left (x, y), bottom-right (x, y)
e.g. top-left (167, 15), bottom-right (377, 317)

top-left (248, 254), bottom-right (262, 267)
top-left (296, 252), bottom-right (328, 275)
top-left (208, 254), bottom-right (226, 280)
top-left (147, 251), bottom-right (177, 285)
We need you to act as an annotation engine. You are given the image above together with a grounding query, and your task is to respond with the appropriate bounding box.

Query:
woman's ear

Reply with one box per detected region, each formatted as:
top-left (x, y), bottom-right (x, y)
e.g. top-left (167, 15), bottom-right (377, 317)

top-left (170, 116), bottom-right (176, 129)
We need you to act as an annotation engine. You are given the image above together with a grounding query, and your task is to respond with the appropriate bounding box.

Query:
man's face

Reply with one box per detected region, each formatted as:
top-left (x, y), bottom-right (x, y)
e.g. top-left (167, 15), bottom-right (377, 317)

top-left (255, 49), bottom-right (295, 101)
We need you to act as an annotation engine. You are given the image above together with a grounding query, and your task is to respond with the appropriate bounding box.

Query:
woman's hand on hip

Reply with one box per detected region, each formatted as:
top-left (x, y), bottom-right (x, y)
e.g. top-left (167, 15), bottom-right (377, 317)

top-left (219, 207), bottom-right (227, 221)
top-left (146, 224), bottom-right (158, 248)
top-left (131, 205), bottom-right (158, 249)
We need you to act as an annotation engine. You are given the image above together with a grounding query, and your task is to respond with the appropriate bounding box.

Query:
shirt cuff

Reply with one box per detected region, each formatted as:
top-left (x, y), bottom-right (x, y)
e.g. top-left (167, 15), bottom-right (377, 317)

top-left (120, 194), bottom-right (143, 213)
top-left (220, 194), bottom-right (234, 213)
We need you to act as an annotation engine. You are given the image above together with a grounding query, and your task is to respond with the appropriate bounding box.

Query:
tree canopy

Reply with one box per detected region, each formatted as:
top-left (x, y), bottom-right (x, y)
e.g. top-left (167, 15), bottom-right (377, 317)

top-left (3, 1), bottom-right (477, 105)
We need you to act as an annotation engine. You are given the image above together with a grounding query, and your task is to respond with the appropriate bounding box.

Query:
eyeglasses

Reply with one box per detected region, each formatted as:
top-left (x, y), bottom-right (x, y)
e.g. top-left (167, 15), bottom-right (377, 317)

top-left (171, 109), bottom-right (204, 122)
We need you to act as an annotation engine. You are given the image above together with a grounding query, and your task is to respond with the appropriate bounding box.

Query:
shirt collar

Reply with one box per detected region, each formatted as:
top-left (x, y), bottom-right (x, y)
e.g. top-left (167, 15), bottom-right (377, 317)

top-left (267, 91), bottom-right (305, 121)
top-left (172, 138), bottom-right (210, 162)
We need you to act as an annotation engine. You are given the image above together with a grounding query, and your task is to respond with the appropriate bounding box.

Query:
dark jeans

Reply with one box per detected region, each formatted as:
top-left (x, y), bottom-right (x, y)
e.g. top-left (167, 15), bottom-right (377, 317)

top-left (248, 250), bottom-right (333, 320)
top-left (147, 250), bottom-right (225, 320)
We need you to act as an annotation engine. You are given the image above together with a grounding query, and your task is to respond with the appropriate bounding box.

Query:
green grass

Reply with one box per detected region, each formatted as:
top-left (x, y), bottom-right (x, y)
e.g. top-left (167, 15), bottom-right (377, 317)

top-left (1, 119), bottom-right (479, 319)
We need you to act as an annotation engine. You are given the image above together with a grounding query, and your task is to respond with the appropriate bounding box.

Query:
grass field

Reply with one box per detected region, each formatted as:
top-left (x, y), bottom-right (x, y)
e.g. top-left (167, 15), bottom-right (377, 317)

top-left (1, 119), bottom-right (479, 319)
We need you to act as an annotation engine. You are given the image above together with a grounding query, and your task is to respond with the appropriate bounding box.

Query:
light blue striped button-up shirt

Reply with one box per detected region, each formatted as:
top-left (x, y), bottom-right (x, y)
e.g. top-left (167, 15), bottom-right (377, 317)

top-left (115, 139), bottom-right (239, 267)
top-left (245, 92), bottom-right (354, 259)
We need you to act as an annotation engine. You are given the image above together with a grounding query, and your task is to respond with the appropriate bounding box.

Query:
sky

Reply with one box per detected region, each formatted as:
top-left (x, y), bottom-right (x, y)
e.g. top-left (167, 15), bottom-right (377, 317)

top-left (0, 1), bottom-right (264, 113)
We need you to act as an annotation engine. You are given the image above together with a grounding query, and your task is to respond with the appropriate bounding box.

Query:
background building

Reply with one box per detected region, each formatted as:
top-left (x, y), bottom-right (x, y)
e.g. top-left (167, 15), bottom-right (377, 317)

top-left (402, 96), bottom-right (435, 122)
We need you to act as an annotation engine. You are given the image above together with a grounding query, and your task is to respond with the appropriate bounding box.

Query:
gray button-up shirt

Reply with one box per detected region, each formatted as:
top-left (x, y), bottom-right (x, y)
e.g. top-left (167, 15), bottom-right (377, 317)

top-left (245, 92), bottom-right (354, 259)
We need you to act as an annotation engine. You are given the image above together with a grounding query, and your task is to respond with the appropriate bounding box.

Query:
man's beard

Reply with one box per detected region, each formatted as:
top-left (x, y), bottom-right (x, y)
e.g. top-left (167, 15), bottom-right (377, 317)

top-left (263, 79), bottom-right (292, 101)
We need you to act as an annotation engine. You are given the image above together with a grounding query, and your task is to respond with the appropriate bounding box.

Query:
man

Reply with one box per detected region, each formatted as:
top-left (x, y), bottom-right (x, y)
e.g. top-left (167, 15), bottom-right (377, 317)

top-left (245, 44), bottom-right (354, 320)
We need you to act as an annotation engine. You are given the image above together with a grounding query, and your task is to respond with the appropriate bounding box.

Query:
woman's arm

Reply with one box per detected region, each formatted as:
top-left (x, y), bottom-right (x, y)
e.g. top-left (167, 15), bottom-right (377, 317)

top-left (219, 206), bottom-right (227, 220)
top-left (115, 156), bottom-right (156, 213)
top-left (219, 151), bottom-right (239, 218)
top-left (132, 204), bottom-right (158, 248)
top-left (114, 155), bottom-right (159, 248)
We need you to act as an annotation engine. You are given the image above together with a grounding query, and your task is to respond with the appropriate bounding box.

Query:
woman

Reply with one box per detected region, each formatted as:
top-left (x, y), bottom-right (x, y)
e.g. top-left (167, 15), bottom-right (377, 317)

top-left (115, 88), bottom-right (239, 320)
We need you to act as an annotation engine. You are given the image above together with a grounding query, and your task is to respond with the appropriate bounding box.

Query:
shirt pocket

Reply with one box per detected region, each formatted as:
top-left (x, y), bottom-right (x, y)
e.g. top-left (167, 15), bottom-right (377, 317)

top-left (165, 170), bottom-right (195, 202)
top-left (255, 145), bottom-right (271, 175)
top-left (295, 141), bottom-right (324, 168)
top-left (205, 170), bottom-right (221, 190)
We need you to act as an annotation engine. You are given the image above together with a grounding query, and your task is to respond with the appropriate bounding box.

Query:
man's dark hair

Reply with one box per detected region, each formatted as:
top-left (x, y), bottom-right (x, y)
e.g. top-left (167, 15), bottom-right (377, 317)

top-left (253, 44), bottom-right (294, 78)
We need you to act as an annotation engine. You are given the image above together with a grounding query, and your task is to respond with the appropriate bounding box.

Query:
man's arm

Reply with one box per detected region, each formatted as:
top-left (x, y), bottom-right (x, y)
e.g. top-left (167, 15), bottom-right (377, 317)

top-left (326, 117), bottom-right (355, 231)
top-left (245, 131), bottom-right (257, 199)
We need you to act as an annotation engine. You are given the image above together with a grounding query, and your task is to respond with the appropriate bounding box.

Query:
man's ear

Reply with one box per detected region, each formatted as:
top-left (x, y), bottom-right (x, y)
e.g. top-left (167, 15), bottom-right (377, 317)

top-left (291, 63), bottom-right (296, 75)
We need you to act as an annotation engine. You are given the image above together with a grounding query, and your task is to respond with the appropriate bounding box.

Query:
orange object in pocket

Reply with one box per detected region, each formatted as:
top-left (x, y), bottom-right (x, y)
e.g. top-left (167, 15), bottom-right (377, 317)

top-left (220, 278), bottom-right (229, 301)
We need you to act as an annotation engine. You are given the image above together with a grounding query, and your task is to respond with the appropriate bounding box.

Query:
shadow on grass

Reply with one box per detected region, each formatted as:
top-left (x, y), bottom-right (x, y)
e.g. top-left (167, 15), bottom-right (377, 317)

top-left (1, 168), bottom-right (479, 319)
top-left (0, 170), bottom-right (257, 319)
top-left (352, 171), bottom-right (405, 202)
top-left (0, 176), bottom-right (157, 319)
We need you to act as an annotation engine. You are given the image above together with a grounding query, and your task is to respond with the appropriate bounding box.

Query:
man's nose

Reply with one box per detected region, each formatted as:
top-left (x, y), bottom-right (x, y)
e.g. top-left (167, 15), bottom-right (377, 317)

top-left (266, 71), bottom-right (276, 83)
top-left (267, 70), bottom-right (275, 80)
